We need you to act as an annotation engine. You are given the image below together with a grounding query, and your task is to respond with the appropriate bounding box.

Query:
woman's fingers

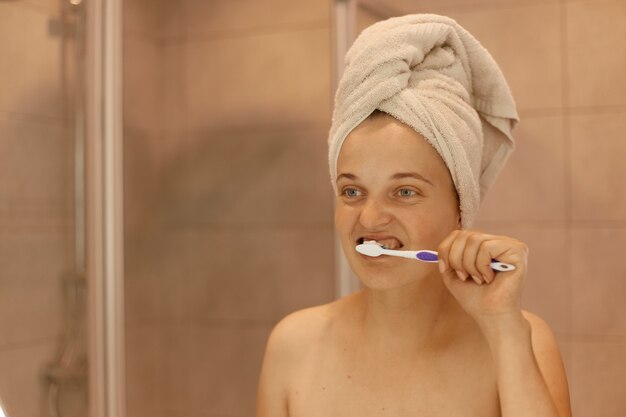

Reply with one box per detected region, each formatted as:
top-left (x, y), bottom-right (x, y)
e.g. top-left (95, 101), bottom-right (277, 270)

top-left (448, 233), bottom-right (473, 282)
top-left (462, 234), bottom-right (492, 284)
top-left (438, 231), bottom-right (529, 319)
top-left (481, 238), bottom-right (529, 272)
top-left (440, 231), bottom-right (482, 284)
top-left (476, 241), bottom-right (495, 283)
top-left (437, 229), bottom-right (459, 273)
top-left (438, 230), bottom-right (501, 285)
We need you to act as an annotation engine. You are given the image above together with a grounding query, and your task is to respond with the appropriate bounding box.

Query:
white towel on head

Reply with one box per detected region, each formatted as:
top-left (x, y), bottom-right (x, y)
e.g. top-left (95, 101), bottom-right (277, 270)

top-left (328, 14), bottom-right (520, 228)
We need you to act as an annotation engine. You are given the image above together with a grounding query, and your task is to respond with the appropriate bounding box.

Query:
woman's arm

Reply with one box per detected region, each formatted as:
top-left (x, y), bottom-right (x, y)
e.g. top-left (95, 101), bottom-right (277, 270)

top-left (256, 321), bottom-right (292, 417)
top-left (478, 311), bottom-right (572, 417)
top-left (437, 230), bottom-right (572, 417)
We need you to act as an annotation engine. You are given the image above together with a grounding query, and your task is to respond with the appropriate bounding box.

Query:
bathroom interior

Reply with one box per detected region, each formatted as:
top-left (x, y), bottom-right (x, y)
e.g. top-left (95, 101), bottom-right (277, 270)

top-left (1, 0), bottom-right (625, 416)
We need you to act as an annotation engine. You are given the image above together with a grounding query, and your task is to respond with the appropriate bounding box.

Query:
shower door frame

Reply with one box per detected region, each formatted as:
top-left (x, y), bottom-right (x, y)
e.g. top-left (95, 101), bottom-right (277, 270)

top-left (81, 1), bottom-right (366, 415)
top-left (333, 0), bottom-right (362, 297)
top-left (85, 0), bottom-right (126, 416)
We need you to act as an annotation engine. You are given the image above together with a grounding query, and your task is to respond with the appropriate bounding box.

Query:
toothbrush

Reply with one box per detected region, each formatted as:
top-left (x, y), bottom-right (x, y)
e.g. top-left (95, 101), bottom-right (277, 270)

top-left (355, 241), bottom-right (516, 272)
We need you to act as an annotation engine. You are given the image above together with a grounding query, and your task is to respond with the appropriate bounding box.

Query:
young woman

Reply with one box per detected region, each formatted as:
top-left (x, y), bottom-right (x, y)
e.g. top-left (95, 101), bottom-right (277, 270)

top-left (256, 14), bottom-right (572, 417)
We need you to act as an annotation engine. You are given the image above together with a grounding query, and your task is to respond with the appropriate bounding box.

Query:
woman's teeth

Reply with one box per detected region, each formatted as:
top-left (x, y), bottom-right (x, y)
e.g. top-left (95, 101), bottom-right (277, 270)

top-left (361, 238), bottom-right (402, 249)
top-left (377, 238), bottom-right (402, 249)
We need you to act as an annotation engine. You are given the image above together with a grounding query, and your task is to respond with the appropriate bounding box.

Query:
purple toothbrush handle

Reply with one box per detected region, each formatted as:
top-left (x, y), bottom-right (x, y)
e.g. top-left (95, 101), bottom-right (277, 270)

top-left (415, 251), bottom-right (515, 272)
top-left (415, 251), bottom-right (439, 262)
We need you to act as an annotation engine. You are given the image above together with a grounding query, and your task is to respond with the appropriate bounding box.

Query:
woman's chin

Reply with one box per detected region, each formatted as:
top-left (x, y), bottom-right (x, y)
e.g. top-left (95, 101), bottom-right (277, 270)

top-left (355, 268), bottom-right (430, 291)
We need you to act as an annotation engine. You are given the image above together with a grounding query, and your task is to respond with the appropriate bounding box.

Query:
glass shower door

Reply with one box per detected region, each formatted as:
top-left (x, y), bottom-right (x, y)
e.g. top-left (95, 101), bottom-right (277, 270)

top-left (0, 0), bottom-right (88, 416)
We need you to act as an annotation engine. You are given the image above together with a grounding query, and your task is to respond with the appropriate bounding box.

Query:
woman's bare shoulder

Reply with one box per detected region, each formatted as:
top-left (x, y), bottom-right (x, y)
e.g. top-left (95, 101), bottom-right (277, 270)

top-left (521, 310), bottom-right (557, 347)
top-left (521, 310), bottom-right (573, 417)
top-left (271, 305), bottom-right (329, 344)
top-left (521, 309), bottom-right (563, 358)
top-left (259, 300), bottom-right (342, 391)
top-left (256, 299), bottom-right (352, 417)
top-left (271, 299), bottom-right (343, 346)
top-left (266, 295), bottom-right (357, 359)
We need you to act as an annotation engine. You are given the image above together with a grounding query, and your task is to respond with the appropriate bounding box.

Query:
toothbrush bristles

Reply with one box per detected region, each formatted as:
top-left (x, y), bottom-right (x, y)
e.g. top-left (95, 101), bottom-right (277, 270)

top-left (363, 240), bottom-right (387, 249)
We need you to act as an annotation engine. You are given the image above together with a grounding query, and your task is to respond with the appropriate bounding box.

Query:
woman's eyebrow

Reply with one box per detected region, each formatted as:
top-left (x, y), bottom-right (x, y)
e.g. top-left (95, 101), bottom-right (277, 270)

top-left (390, 172), bottom-right (434, 186)
top-left (336, 173), bottom-right (357, 182)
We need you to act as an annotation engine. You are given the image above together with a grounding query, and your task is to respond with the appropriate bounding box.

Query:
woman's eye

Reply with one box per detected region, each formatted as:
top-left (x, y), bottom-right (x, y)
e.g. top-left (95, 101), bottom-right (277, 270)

top-left (397, 188), bottom-right (418, 197)
top-left (342, 188), bottom-right (362, 197)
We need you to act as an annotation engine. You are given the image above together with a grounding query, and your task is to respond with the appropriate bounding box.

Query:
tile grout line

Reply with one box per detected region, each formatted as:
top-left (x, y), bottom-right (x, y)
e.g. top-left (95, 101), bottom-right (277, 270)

top-left (406, 0), bottom-right (558, 14)
top-left (516, 105), bottom-right (626, 118)
top-left (475, 220), bottom-right (626, 229)
top-left (0, 335), bottom-right (61, 353)
top-left (2, 0), bottom-right (61, 18)
top-left (555, 332), bottom-right (626, 344)
top-left (0, 109), bottom-right (72, 125)
top-left (559, 0), bottom-right (576, 359)
top-left (170, 20), bottom-right (331, 45)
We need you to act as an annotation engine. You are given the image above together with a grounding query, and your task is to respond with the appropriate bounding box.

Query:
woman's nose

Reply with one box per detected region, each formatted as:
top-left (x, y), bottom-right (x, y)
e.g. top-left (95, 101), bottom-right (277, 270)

top-left (358, 198), bottom-right (393, 229)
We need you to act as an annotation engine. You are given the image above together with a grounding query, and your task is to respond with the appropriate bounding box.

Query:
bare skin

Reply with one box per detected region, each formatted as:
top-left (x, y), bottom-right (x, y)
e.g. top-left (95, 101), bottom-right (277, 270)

top-left (256, 113), bottom-right (572, 417)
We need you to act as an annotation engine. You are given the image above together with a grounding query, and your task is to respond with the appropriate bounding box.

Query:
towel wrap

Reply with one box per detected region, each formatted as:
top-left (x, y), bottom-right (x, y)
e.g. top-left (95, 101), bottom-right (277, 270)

top-left (328, 14), bottom-right (520, 228)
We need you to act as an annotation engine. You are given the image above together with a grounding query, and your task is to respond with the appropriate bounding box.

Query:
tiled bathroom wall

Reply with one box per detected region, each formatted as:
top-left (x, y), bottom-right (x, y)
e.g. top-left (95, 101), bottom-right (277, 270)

top-left (122, 1), bottom-right (335, 416)
top-left (125, 0), bottom-right (626, 416)
top-left (0, 0), bottom-right (77, 416)
top-left (360, 0), bottom-right (626, 415)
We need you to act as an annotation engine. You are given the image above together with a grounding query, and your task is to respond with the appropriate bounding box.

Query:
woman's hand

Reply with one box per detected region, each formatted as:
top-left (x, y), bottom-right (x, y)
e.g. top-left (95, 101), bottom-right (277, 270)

top-left (436, 229), bottom-right (529, 326)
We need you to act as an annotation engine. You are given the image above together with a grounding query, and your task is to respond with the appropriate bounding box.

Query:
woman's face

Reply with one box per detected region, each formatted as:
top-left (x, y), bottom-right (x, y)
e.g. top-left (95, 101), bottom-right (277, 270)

top-left (335, 113), bottom-right (461, 290)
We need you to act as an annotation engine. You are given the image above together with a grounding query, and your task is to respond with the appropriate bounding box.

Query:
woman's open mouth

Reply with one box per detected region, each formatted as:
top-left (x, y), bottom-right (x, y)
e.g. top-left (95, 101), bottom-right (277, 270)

top-left (356, 236), bottom-right (404, 250)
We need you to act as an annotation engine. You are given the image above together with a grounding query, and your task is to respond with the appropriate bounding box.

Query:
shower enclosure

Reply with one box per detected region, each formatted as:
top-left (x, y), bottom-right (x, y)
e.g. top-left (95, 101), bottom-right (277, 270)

top-left (0, 0), bottom-right (124, 414)
top-left (118, 0), bottom-right (340, 415)
top-left (0, 0), bottom-right (92, 416)
top-left (1, 0), bottom-right (344, 416)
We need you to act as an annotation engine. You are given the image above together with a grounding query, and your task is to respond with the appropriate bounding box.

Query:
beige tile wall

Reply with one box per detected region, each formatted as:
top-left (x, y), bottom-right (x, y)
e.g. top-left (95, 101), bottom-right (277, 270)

top-left (0, 1), bottom-right (75, 416)
top-left (357, 0), bottom-right (626, 416)
top-left (125, 0), bottom-right (626, 415)
top-left (123, 1), bottom-right (335, 416)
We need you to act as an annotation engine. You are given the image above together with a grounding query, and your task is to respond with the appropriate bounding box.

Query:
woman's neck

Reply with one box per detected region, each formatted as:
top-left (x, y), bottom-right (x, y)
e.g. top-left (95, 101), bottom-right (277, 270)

top-left (352, 272), bottom-right (469, 356)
